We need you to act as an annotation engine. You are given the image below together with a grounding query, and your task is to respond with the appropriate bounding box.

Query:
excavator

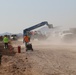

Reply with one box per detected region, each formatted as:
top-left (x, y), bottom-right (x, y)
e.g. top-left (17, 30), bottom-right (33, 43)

top-left (23, 21), bottom-right (53, 38)
top-left (23, 21), bottom-right (53, 51)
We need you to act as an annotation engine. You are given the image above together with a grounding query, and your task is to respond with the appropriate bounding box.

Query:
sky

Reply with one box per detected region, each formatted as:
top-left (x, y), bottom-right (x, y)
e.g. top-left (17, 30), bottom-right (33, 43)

top-left (0, 0), bottom-right (76, 33)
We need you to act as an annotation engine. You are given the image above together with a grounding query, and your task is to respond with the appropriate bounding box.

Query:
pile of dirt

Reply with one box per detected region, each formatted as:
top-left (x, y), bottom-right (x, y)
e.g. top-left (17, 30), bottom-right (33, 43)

top-left (0, 42), bottom-right (16, 56)
top-left (0, 53), bottom-right (31, 75)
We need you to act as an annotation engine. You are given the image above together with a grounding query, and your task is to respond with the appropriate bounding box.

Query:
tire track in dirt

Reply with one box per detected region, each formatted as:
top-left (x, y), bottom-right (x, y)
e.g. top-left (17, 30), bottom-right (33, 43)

top-left (26, 47), bottom-right (76, 75)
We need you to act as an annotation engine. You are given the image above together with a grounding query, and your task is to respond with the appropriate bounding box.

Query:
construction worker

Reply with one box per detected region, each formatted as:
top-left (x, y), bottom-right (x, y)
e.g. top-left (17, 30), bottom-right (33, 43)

top-left (23, 35), bottom-right (30, 49)
top-left (3, 35), bottom-right (9, 49)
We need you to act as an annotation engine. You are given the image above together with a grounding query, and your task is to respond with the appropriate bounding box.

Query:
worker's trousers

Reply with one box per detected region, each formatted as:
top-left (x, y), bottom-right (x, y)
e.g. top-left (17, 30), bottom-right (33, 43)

top-left (4, 43), bottom-right (8, 49)
top-left (25, 42), bottom-right (27, 49)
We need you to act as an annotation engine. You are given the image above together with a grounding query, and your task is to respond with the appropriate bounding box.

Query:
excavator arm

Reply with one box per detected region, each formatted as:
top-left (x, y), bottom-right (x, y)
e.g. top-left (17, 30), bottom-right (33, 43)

top-left (23, 21), bottom-right (53, 36)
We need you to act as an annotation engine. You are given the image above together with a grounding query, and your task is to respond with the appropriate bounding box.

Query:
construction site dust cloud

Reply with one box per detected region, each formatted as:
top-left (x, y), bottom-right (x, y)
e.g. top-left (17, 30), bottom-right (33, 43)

top-left (32, 34), bottom-right (76, 46)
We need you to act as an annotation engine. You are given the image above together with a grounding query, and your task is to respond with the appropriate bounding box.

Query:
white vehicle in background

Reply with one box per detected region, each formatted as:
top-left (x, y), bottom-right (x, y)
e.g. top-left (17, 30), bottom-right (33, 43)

top-left (59, 31), bottom-right (76, 43)
top-left (10, 34), bottom-right (18, 40)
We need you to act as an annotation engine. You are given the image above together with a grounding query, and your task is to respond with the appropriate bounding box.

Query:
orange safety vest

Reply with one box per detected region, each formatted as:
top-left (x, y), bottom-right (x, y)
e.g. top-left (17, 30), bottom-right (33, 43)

top-left (24, 36), bottom-right (30, 43)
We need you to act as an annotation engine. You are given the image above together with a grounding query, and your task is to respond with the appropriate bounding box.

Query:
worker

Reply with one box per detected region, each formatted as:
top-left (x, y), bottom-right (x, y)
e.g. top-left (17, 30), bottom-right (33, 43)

top-left (23, 35), bottom-right (30, 48)
top-left (3, 35), bottom-right (9, 49)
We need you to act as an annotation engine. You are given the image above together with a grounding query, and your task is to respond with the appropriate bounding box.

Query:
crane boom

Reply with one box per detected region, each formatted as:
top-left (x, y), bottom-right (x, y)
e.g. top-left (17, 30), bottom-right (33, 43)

top-left (23, 21), bottom-right (53, 36)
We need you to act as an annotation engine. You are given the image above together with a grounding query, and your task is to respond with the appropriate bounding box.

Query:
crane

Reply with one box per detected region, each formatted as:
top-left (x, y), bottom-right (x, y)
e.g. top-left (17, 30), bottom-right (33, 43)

top-left (23, 21), bottom-right (53, 37)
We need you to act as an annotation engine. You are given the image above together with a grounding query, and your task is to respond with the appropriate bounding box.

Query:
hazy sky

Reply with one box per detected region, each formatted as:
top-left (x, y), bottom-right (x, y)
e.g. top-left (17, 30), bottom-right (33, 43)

top-left (0, 0), bottom-right (76, 33)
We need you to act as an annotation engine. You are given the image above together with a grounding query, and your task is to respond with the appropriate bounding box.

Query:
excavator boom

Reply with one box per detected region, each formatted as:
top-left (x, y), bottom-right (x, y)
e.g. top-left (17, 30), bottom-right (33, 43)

top-left (23, 21), bottom-right (53, 36)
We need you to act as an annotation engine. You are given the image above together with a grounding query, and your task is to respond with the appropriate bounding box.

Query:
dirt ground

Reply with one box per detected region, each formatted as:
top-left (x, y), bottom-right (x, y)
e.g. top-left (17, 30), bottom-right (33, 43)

top-left (0, 39), bottom-right (76, 75)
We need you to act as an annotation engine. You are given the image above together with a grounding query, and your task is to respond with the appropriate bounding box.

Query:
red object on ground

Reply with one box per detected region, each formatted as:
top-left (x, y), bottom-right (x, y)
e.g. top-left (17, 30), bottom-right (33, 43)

top-left (8, 44), bottom-right (14, 52)
top-left (18, 46), bottom-right (21, 53)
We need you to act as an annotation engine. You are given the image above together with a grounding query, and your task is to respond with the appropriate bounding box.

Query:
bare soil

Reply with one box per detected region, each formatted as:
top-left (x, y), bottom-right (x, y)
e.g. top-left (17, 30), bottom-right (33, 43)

top-left (0, 40), bottom-right (76, 75)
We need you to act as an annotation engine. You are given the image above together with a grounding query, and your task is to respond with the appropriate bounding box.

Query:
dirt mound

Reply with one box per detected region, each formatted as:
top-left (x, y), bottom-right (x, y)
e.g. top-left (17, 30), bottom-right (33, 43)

top-left (0, 42), bottom-right (16, 56)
